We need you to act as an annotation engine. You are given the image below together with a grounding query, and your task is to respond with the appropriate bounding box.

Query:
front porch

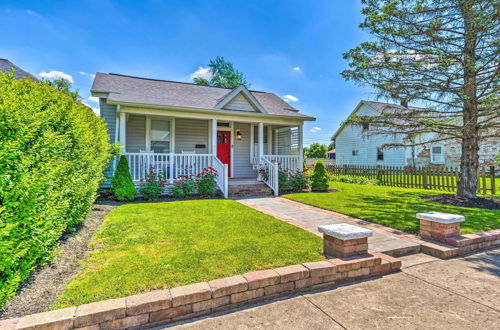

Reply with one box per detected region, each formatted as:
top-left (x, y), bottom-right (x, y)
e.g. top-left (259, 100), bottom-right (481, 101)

top-left (113, 113), bottom-right (304, 197)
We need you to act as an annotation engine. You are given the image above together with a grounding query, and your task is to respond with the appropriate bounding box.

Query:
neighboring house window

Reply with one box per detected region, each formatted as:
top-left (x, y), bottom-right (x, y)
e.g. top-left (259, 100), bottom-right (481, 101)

top-left (362, 122), bottom-right (369, 131)
top-left (352, 150), bottom-right (359, 156)
top-left (430, 145), bottom-right (444, 164)
top-left (150, 119), bottom-right (170, 153)
top-left (377, 148), bottom-right (384, 161)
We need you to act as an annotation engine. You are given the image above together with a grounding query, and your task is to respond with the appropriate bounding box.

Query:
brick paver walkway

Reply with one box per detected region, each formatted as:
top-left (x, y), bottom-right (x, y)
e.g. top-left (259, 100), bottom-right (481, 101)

top-left (237, 197), bottom-right (421, 256)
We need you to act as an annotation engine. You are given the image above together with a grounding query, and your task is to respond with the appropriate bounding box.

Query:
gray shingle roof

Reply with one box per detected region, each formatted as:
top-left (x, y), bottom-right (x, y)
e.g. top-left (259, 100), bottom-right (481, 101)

top-left (91, 73), bottom-right (313, 119)
top-left (0, 59), bottom-right (38, 81)
top-left (362, 100), bottom-right (426, 113)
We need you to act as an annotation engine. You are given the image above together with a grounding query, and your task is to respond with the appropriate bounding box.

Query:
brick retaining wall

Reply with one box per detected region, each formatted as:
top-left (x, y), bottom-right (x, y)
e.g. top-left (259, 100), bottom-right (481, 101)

top-left (2, 252), bottom-right (401, 330)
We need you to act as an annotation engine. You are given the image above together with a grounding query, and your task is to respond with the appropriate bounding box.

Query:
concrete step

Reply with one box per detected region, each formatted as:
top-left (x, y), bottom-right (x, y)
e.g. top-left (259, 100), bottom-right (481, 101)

top-left (228, 179), bottom-right (274, 197)
top-left (228, 186), bottom-right (273, 197)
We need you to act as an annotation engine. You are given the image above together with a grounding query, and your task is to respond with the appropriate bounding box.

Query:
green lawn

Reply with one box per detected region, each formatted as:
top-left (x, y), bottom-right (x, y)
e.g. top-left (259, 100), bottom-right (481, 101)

top-left (54, 200), bottom-right (323, 308)
top-left (330, 173), bottom-right (499, 196)
top-left (285, 182), bottom-right (500, 234)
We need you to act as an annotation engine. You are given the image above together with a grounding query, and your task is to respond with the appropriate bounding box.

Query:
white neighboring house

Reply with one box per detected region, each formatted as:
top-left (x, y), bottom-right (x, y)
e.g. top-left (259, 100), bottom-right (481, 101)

top-left (333, 100), bottom-right (499, 169)
top-left (92, 73), bottom-right (315, 197)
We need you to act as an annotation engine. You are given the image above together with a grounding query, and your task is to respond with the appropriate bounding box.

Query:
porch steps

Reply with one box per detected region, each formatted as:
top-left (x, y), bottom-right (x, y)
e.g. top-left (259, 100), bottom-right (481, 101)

top-left (228, 178), bottom-right (273, 197)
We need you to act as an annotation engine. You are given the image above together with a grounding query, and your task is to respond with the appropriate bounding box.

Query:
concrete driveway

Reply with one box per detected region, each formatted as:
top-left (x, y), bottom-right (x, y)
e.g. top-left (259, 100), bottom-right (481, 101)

top-left (157, 249), bottom-right (499, 329)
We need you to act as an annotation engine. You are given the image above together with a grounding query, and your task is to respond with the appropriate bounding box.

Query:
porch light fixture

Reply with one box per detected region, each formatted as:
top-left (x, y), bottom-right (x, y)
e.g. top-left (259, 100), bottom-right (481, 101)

top-left (236, 130), bottom-right (242, 140)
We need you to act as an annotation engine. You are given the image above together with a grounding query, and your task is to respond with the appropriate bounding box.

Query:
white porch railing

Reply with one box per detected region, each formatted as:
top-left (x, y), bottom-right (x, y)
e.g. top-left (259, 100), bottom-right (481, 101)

top-left (259, 156), bottom-right (279, 196)
top-left (123, 153), bottom-right (228, 198)
top-left (211, 157), bottom-right (229, 199)
top-left (125, 153), bottom-right (171, 181)
top-left (262, 155), bottom-right (300, 171)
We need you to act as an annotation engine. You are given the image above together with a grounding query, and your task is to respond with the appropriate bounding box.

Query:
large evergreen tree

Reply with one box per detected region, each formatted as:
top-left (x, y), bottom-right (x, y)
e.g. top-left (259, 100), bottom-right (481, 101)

top-left (193, 56), bottom-right (250, 89)
top-left (342, 0), bottom-right (499, 198)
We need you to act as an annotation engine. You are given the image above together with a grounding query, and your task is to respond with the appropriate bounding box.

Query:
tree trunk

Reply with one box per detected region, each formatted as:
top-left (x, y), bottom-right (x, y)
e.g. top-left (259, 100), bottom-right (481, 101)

top-left (457, 120), bottom-right (479, 198)
top-left (457, 1), bottom-right (479, 198)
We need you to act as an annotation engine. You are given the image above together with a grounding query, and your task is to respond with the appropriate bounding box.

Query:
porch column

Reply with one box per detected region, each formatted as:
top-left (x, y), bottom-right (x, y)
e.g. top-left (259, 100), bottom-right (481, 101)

top-left (298, 123), bottom-right (304, 170)
top-left (258, 122), bottom-right (264, 159)
top-left (119, 112), bottom-right (126, 151)
top-left (211, 119), bottom-right (217, 156)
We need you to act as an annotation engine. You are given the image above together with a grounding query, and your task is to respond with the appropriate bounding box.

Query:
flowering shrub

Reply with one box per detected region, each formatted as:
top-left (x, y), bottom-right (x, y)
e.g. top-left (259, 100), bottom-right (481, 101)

top-left (170, 175), bottom-right (195, 198)
top-left (279, 169), bottom-right (310, 192)
top-left (258, 167), bottom-right (269, 182)
top-left (196, 167), bottom-right (218, 196)
top-left (139, 167), bottom-right (167, 200)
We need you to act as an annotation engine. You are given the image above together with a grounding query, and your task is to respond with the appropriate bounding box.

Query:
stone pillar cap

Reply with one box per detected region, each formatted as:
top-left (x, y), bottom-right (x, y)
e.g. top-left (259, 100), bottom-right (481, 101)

top-left (318, 223), bottom-right (373, 240)
top-left (416, 211), bottom-right (465, 224)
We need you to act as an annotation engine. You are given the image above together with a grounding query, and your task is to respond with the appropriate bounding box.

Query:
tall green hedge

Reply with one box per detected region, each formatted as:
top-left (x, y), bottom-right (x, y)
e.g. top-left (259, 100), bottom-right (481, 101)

top-left (0, 73), bottom-right (111, 306)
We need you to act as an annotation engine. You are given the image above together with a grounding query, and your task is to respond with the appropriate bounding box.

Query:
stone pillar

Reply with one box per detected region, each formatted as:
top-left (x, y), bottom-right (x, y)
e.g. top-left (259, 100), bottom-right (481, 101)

top-left (417, 212), bottom-right (464, 242)
top-left (318, 224), bottom-right (373, 258)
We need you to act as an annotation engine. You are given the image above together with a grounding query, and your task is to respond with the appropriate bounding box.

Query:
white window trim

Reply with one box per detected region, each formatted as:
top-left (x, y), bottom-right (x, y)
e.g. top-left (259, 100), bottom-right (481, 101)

top-left (145, 115), bottom-right (175, 153)
top-left (430, 144), bottom-right (445, 164)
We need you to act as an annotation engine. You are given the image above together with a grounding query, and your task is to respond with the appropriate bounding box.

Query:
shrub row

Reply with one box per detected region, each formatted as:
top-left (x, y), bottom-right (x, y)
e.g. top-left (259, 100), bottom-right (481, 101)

top-left (330, 174), bottom-right (380, 185)
top-left (0, 73), bottom-right (111, 306)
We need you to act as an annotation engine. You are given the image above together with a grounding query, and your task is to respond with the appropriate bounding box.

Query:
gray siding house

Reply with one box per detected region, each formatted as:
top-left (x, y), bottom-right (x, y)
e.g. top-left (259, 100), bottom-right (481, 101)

top-left (333, 100), bottom-right (499, 169)
top-left (92, 73), bottom-right (315, 196)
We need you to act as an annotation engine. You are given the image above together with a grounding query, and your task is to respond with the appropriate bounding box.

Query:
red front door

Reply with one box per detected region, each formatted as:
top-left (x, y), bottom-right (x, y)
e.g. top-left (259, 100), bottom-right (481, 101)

top-left (217, 131), bottom-right (231, 176)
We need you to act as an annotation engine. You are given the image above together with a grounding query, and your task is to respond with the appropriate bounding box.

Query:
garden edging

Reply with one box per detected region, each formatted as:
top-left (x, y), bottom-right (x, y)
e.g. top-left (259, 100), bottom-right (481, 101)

top-left (1, 252), bottom-right (401, 330)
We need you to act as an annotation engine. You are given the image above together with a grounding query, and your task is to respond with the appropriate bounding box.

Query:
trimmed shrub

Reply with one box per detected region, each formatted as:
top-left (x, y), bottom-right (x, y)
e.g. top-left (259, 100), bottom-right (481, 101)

top-left (0, 73), bottom-right (111, 306)
top-left (111, 155), bottom-right (136, 200)
top-left (311, 160), bottom-right (329, 191)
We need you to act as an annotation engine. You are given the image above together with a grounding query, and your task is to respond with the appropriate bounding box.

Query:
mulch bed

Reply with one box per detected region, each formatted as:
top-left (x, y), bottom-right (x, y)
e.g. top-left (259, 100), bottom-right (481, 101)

top-left (423, 194), bottom-right (500, 210)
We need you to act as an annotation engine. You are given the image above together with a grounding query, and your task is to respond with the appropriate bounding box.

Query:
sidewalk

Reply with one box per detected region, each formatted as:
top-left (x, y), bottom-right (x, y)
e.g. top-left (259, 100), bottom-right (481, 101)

top-left (237, 197), bottom-right (421, 256)
top-left (158, 249), bottom-right (500, 329)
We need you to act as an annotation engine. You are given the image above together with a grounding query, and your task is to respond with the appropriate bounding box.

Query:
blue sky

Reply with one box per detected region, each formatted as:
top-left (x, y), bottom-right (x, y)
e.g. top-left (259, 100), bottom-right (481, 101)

top-left (0, 0), bottom-right (374, 146)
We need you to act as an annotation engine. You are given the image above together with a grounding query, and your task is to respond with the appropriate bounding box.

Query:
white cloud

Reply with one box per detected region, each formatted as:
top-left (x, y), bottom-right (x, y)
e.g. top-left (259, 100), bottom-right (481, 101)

top-left (292, 66), bottom-right (301, 71)
top-left (190, 66), bottom-right (212, 81)
top-left (88, 96), bottom-right (99, 103)
top-left (282, 94), bottom-right (299, 102)
top-left (25, 10), bottom-right (42, 19)
top-left (79, 71), bottom-right (96, 78)
top-left (38, 70), bottom-right (73, 83)
top-left (83, 102), bottom-right (100, 115)
top-left (310, 126), bottom-right (322, 133)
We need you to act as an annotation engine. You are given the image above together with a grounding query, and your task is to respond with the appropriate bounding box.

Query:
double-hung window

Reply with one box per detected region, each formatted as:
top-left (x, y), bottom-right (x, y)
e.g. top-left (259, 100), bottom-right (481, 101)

top-left (430, 145), bottom-right (444, 164)
top-left (150, 119), bottom-right (171, 153)
top-left (376, 148), bottom-right (384, 161)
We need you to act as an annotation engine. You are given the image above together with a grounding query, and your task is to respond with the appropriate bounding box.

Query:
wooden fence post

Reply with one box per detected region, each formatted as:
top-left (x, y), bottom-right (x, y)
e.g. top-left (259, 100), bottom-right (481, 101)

top-left (422, 167), bottom-right (428, 189)
top-left (376, 165), bottom-right (382, 182)
top-left (490, 165), bottom-right (496, 195)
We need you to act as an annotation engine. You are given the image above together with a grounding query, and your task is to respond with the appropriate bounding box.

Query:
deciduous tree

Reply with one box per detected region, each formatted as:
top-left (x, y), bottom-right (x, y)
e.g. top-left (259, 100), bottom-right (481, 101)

top-left (193, 56), bottom-right (250, 89)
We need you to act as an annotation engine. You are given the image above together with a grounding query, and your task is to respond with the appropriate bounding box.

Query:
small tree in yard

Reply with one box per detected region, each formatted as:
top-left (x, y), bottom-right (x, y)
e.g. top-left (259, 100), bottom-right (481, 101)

top-left (111, 155), bottom-right (136, 201)
top-left (311, 160), bottom-right (329, 191)
top-left (342, 0), bottom-right (499, 198)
